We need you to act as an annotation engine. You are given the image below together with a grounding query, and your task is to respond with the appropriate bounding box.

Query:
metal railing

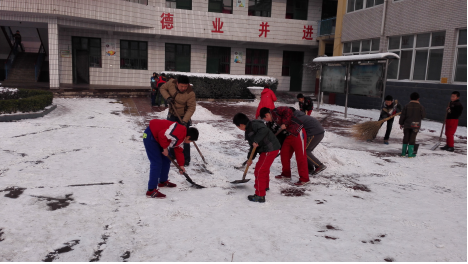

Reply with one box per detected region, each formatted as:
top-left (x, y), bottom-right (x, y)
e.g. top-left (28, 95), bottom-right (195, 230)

top-left (318, 17), bottom-right (336, 36)
top-left (5, 43), bottom-right (19, 80)
top-left (35, 44), bottom-right (46, 82)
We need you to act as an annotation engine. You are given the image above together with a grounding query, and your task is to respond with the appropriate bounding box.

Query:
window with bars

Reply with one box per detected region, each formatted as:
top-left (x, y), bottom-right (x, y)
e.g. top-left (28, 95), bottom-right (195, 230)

top-left (248, 0), bottom-right (271, 17)
top-left (343, 38), bottom-right (380, 55)
top-left (165, 43), bottom-right (191, 72)
top-left (208, 0), bottom-right (233, 14)
top-left (285, 0), bottom-right (308, 20)
top-left (71, 36), bottom-right (101, 68)
top-left (206, 46), bottom-right (231, 74)
top-left (124, 0), bottom-right (148, 5)
top-left (387, 32), bottom-right (445, 81)
top-left (166, 0), bottom-right (192, 10)
top-left (245, 49), bottom-right (268, 75)
top-left (454, 29), bottom-right (467, 83)
top-left (347, 0), bottom-right (383, 13)
top-left (120, 40), bottom-right (148, 70)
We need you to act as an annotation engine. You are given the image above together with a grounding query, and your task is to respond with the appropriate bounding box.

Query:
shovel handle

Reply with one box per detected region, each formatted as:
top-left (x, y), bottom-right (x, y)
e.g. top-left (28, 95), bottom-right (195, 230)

top-left (167, 155), bottom-right (194, 183)
top-left (439, 101), bottom-right (451, 139)
top-left (243, 146), bottom-right (257, 180)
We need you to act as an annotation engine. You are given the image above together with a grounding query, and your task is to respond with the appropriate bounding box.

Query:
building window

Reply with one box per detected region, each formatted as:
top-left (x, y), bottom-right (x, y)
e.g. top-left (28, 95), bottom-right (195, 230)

top-left (206, 46), bottom-right (231, 74)
top-left (387, 32), bottom-right (445, 81)
top-left (120, 40), bottom-right (148, 70)
top-left (72, 37), bottom-right (101, 68)
top-left (347, 0), bottom-right (383, 13)
top-left (165, 43), bottom-right (191, 72)
top-left (208, 0), bottom-right (233, 13)
top-left (454, 29), bottom-right (467, 82)
top-left (166, 0), bottom-right (192, 10)
top-left (285, 0), bottom-right (308, 20)
top-left (124, 0), bottom-right (148, 5)
top-left (245, 49), bottom-right (268, 75)
top-left (342, 38), bottom-right (380, 55)
top-left (248, 0), bottom-right (271, 17)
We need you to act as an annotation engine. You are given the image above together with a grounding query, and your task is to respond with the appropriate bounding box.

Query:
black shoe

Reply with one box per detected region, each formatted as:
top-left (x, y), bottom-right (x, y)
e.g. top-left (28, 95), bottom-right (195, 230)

top-left (312, 164), bottom-right (327, 175)
top-left (440, 145), bottom-right (449, 150)
top-left (446, 147), bottom-right (455, 152)
top-left (184, 161), bottom-right (190, 167)
top-left (265, 187), bottom-right (270, 191)
top-left (248, 194), bottom-right (265, 203)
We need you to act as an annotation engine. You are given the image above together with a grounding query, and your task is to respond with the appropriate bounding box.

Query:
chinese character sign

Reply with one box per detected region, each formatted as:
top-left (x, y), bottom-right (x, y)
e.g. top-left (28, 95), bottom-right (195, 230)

top-left (161, 13), bottom-right (174, 30)
top-left (212, 18), bottom-right (224, 33)
top-left (302, 25), bottom-right (313, 40)
top-left (259, 22), bottom-right (270, 38)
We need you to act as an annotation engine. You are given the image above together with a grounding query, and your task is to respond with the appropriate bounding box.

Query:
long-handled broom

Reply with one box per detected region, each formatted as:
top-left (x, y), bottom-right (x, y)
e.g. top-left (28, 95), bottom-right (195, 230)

top-left (351, 113), bottom-right (401, 141)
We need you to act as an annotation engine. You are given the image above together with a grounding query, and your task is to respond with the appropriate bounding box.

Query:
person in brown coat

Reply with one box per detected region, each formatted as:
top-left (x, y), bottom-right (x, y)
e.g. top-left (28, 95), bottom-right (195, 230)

top-left (160, 75), bottom-right (196, 166)
top-left (399, 92), bottom-right (426, 158)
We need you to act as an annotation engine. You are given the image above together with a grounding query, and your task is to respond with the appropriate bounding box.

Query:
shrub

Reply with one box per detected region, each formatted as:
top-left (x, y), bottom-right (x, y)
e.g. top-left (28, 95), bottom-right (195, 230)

top-left (0, 89), bottom-right (53, 114)
top-left (161, 72), bottom-right (278, 99)
top-left (0, 87), bottom-right (19, 100)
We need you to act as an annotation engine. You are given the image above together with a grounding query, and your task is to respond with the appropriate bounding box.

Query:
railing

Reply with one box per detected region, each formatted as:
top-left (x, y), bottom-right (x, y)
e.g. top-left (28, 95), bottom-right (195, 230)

top-left (5, 43), bottom-right (19, 80)
top-left (318, 17), bottom-right (336, 36)
top-left (35, 44), bottom-right (46, 82)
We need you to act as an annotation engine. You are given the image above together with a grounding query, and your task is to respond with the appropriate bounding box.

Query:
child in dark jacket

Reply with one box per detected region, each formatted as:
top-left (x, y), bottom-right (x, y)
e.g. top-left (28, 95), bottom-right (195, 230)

top-left (150, 72), bottom-right (158, 106)
top-left (399, 92), bottom-right (426, 158)
top-left (233, 113), bottom-right (281, 203)
top-left (375, 95), bottom-right (402, 144)
top-left (297, 93), bottom-right (314, 115)
top-left (441, 91), bottom-right (464, 152)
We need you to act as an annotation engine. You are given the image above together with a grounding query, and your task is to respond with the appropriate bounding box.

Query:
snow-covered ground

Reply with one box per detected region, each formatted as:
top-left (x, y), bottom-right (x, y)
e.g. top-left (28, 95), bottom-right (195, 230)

top-left (0, 98), bottom-right (466, 261)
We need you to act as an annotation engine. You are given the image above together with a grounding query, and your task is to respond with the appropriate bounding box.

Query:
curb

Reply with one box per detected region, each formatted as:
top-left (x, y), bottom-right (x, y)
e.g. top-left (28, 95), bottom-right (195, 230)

top-left (0, 104), bottom-right (57, 122)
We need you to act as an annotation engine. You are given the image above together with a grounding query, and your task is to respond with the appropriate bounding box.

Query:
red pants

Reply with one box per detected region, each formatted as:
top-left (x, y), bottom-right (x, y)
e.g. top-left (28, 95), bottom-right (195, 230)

top-left (445, 119), bottom-right (459, 147)
top-left (307, 110), bottom-right (312, 116)
top-left (254, 150), bottom-right (280, 196)
top-left (280, 128), bottom-right (309, 182)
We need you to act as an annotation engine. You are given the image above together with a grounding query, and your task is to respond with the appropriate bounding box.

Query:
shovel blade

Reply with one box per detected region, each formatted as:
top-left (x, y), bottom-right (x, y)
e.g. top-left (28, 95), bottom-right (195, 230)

top-left (230, 179), bottom-right (251, 184)
top-left (430, 142), bottom-right (441, 151)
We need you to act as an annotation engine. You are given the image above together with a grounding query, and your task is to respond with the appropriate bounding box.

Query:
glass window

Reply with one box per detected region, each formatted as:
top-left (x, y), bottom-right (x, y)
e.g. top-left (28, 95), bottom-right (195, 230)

top-left (355, 0), bottom-right (363, 10)
top-left (343, 42), bottom-right (351, 53)
top-left (285, 0), bottom-right (308, 20)
top-left (361, 40), bottom-right (370, 52)
top-left (398, 50), bottom-right (413, 80)
top-left (371, 38), bottom-right (380, 51)
top-left (416, 33), bottom-right (430, 48)
top-left (120, 40), bottom-right (148, 70)
top-left (401, 35), bottom-right (414, 49)
top-left (166, 0), bottom-right (191, 10)
top-left (206, 46), bottom-right (231, 74)
top-left (72, 36), bottom-right (101, 68)
top-left (375, 0), bottom-right (384, 4)
top-left (245, 49), bottom-right (268, 75)
top-left (413, 50), bottom-right (428, 80)
top-left (165, 43), bottom-right (191, 72)
top-left (366, 0), bottom-right (374, 8)
top-left (427, 49), bottom-right (443, 80)
top-left (248, 0), bottom-right (272, 17)
top-left (209, 0), bottom-right (233, 14)
top-left (431, 31), bottom-right (445, 47)
top-left (388, 37), bottom-right (400, 50)
top-left (166, 0), bottom-right (177, 8)
top-left (387, 51), bottom-right (400, 79)
top-left (347, 0), bottom-right (355, 12)
top-left (454, 47), bottom-right (467, 82)
top-left (351, 41), bottom-right (360, 52)
top-left (458, 29), bottom-right (467, 45)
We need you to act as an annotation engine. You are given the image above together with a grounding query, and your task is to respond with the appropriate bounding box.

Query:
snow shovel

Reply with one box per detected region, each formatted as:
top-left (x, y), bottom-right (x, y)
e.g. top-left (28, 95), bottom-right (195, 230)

top-left (167, 156), bottom-right (205, 189)
top-left (231, 146), bottom-right (257, 184)
top-left (431, 102), bottom-right (450, 151)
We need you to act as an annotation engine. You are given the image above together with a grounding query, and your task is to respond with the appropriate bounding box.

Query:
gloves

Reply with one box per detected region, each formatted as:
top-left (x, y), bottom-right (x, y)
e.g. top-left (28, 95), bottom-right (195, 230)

top-left (181, 121), bottom-right (188, 126)
top-left (166, 97), bottom-right (174, 105)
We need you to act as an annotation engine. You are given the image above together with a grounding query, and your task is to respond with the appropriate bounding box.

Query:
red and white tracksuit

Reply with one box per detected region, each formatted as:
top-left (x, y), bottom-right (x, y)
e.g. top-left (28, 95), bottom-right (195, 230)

top-left (280, 128), bottom-right (309, 182)
top-left (254, 149), bottom-right (280, 196)
top-left (445, 119), bottom-right (459, 148)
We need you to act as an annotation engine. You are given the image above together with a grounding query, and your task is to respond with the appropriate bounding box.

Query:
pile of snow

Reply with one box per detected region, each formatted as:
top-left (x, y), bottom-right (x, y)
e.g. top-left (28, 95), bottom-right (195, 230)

top-left (0, 87), bottom-right (19, 100)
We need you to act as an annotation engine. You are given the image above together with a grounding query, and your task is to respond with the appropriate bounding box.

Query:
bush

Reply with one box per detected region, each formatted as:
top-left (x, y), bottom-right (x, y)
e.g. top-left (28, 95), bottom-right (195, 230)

top-left (0, 87), bottom-right (19, 100)
top-left (161, 72), bottom-right (278, 99)
top-left (0, 89), bottom-right (53, 114)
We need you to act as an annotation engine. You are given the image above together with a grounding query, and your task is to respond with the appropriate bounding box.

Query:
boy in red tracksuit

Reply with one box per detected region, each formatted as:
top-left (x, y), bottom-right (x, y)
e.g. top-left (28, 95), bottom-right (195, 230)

top-left (143, 119), bottom-right (199, 199)
top-left (260, 106), bottom-right (310, 186)
top-left (233, 113), bottom-right (281, 203)
top-left (441, 91), bottom-right (463, 152)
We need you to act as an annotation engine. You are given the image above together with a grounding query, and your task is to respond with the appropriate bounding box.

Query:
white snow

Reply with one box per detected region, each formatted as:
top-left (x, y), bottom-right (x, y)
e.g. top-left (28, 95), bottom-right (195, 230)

top-left (0, 98), bottom-right (466, 262)
top-left (161, 71), bottom-right (278, 83)
top-left (0, 87), bottom-right (19, 95)
top-left (313, 52), bottom-right (400, 63)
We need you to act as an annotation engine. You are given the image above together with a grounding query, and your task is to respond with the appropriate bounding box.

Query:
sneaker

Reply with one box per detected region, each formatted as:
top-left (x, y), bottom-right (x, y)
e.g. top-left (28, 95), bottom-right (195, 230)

top-left (440, 145), bottom-right (449, 150)
top-left (146, 189), bottom-right (166, 199)
top-left (446, 147), bottom-right (455, 152)
top-left (384, 140), bottom-right (389, 145)
top-left (184, 161), bottom-right (190, 167)
top-left (294, 180), bottom-right (310, 186)
top-left (158, 180), bottom-right (177, 188)
top-left (313, 164), bottom-right (327, 175)
top-left (247, 194), bottom-right (265, 203)
top-left (275, 174), bottom-right (291, 180)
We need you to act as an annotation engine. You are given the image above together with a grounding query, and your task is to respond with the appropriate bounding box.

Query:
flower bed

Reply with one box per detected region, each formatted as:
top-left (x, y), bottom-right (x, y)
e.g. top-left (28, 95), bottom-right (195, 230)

top-left (0, 88), bottom-right (53, 114)
top-left (0, 87), bottom-right (19, 100)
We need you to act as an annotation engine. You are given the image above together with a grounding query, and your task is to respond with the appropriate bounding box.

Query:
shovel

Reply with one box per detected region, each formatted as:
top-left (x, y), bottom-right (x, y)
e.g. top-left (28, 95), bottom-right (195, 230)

top-left (231, 146), bottom-right (257, 184)
top-left (431, 102), bottom-right (450, 151)
top-left (167, 156), bottom-right (206, 189)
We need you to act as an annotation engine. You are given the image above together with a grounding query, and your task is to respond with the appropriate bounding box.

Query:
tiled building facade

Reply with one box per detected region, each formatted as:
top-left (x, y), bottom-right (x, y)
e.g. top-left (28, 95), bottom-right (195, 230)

top-left (0, 0), bottom-right (323, 91)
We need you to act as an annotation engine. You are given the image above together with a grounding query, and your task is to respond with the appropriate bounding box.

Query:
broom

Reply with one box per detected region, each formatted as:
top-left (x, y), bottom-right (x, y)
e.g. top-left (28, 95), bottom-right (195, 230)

top-left (351, 112), bottom-right (401, 141)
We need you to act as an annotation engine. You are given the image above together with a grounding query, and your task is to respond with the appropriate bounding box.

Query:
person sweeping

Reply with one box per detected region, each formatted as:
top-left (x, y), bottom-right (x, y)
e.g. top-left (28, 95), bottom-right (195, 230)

top-left (372, 95), bottom-right (401, 144)
top-left (399, 92), bottom-right (426, 158)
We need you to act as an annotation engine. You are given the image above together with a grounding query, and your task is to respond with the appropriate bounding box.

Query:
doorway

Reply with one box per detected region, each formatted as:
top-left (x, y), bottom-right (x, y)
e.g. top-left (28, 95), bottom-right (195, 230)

top-left (283, 51), bottom-right (304, 91)
top-left (75, 50), bottom-right (89, 84)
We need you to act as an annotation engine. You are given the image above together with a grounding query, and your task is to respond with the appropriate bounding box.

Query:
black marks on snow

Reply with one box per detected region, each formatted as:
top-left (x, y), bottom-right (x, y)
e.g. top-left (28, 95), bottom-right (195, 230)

top-left (280, 187), bottom-right (307, 197)
top-left (363, 234), bottom-right (386, 244)
top-left (90, 234), bottom-right (110, 262)
top-left (451, 162), bottom-right (466, 168)
top-left (379, 234), bottom-right (386, 238)
top-left (88, 116), bottom-right (95, 119)
top-left (324, 236), bottom-right (338, 240)
top-left (34, 194), bottom-right (74, 210)
top-left (226, 190), bottom-right (236, 195)
top-left (13, 127), bottom-right (68, 138)
top-left (68, 182), bottom-right (114, 187)
top-left (326, 225), bottom-right (339, 230)
top-left (352, 183), bottom-right (371, 192)
top-left (315, 199), bottom-right (327, 204)
top-left (26, 160), bottom-right (44, 165)
top-left (111, 111), bottom-right (121, 116)
top-left (432, 186), bottom-right (452, 194)
top-left (0, 168), bottom-right (9, 176)
top-left (42, 239), bottom-right (80, 262)
top-left (384, 257), bottom-right (394, 262)
top-left (1, 187), bottom-right (27, 198)
top-left (0, 228), bottom-right (4, 242)
top-left (382, 158), bottom-right (396, 163)
top-left (120, 251), bottom-right (131, 262)
top-left (353, 195), bottom-right (364, 199)
top-left (3, 149), bottom-right (27, 157)
top-left (119, 180), bottom-right (124, 184)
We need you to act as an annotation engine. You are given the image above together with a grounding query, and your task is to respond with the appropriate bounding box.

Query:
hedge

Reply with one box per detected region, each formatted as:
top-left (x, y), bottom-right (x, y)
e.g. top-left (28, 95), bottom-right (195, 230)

top-left (161, 72), bottom-right (278, 99)
top-left (0, 89), bottom-right (53, 114)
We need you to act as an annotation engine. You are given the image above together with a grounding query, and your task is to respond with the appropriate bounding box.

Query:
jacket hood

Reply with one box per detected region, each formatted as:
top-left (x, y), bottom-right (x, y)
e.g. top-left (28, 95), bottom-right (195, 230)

top-left (261, 88), bottom-right (271, 95)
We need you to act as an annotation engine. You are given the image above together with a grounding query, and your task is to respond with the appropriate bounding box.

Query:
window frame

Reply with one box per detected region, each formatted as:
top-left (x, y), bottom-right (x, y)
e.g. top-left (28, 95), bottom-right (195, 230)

top-left (285, 0), bottom-right (309, 20)
top-left (452, 28), bottom-right (467, 84)
top-left (124, 0), bottom-right (148, 5)
top-left (165, 0), bottom-right (192, 10)
top-left (119, 40), bottom-right (148, 70)
top-left (248, 0), bottom-right (272, 17)
top-left (165, 43), bottom-right (191, 72)
top-left (245, 48), bottom-right (269, 75)
top-left (342, 38), bottom-right (380, 55)
top-left (208, 0), bottom-right (233, 14)
top-left (206, 46), bottom-right (231, 74)
top-left (347, 0), bottom-right (384, 13)
top-left (71, 36), bottom-right (102, 68)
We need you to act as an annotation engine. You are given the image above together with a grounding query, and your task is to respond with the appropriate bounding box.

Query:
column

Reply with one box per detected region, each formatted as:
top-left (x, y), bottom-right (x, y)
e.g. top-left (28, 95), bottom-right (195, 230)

top-left (48, 18), bottom-right (60, 89)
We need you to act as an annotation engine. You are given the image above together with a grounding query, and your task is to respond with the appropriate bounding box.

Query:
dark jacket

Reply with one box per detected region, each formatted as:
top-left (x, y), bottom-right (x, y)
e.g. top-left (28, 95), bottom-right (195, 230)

top-left (379, 100), bottom-right (402, 120)
top-left (265, 121), bottom-right (288, 146)
top-left (270, 106), bottom-right (304, 137)
top-left (245, 120), bottom-right (281, 159)
top-left (150, 76), bottom-right (157, 89)
top-left (447, 100), bottom-right (463, 120)
top-left (293, 110), bottom-right (324, 137)
top-left (399, 101), bottom-right (426, 129)
top-left (299, 97), bottom-right (313, 112)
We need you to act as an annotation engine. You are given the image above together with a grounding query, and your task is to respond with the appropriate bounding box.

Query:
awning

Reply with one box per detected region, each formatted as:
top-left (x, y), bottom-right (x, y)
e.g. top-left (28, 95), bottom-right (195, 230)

top-left (313, 52), bottom-right (400, 63)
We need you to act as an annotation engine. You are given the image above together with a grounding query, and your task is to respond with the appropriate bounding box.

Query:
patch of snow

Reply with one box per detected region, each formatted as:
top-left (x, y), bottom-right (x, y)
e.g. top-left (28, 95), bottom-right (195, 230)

top-left (161, 71), bottom-right (277, 83)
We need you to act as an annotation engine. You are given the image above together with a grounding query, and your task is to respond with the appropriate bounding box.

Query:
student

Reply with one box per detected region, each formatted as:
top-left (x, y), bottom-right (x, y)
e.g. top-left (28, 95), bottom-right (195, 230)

top-left (399, 92), bottom-right (426, 158)
top-left (297, 93), bottom-right (313, 115)
top-left (150, 72), bottom-right (158, 106)
top-left (376, 95), bottom-right (402, 144)
top-left (260, 107), bottom-right (310, 186)
top-left (13, 30), bottom-right (22, 47)
top-left (441, 91), bottom-right (463, 152)
top-left (155, 73), bottom-right (167, 107)
top-left (143, 119), bottom-right (199, 199)
top-left (233, 113), bottom-right (281, 203)
top-left (255, 84), bottom-right (277, 119)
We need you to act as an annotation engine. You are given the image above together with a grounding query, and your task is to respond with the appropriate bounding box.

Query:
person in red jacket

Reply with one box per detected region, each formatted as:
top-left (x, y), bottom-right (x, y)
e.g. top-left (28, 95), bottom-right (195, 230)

top-left (441, 91), bottom-right (463, 152)
top-left (260, 106), bottom-right (310, 186)
top-left (255, 84), bottom-right (277, 119)
top-left (143, 119), bottom-right (199, 199)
